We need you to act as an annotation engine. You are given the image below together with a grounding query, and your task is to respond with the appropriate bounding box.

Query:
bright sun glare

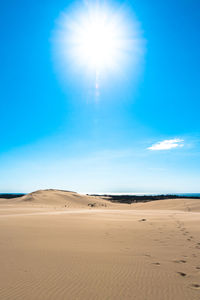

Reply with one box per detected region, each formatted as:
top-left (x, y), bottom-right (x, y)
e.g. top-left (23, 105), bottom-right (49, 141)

top-left (72, 9), bottom-right (123, 70)
top-left (53, 1), bottom-right (144, 94)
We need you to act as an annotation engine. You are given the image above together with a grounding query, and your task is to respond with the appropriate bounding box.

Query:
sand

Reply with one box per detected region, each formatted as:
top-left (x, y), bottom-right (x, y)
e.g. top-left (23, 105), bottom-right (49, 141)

top-left (0, 190), bottom-right (200, 300)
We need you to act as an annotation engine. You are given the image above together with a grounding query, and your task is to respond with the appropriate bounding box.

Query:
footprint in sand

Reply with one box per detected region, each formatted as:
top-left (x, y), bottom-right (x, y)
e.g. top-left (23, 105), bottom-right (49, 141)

top-left (177, 272), bottom-right (187, 277)
top-left (189, 283), bottom-right (200, 290)
top-left (144, 254), bottom-right (151, 257)
top-left (174, 260), bottom-right (186, 264)
top-left (105, 232), bottom-right (112, 237)
top-left (152, 262), bottom-right (160, 266)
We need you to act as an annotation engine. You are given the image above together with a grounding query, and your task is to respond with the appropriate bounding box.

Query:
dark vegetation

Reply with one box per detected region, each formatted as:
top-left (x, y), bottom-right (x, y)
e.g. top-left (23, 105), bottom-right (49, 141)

top-left (89, 194), bottom-right (200, 204)
top-left (0, 194), bottom-right (25, 199)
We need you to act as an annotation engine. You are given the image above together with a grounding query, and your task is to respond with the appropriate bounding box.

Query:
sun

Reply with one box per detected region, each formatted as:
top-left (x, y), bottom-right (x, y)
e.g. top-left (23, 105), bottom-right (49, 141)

top-left (76, 18), bottom-right (116, 69)
top-left (69, 7), bottom-right (123, 71)
top-left (53, 1), bottom-right (145, 93)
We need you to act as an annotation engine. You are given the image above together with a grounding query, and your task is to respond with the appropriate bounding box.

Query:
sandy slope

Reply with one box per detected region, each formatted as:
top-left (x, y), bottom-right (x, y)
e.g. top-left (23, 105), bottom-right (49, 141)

top-left (132, 197), bottom-right (200, 212)
top-left (0, 190), bottom-right (200, 300)
top-left (0, 189), bottom-right (124, 209)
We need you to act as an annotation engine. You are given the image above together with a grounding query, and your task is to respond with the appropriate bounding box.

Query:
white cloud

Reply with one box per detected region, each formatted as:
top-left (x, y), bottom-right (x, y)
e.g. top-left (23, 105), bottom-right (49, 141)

top-left (148, 139), bottom-right (184, 151)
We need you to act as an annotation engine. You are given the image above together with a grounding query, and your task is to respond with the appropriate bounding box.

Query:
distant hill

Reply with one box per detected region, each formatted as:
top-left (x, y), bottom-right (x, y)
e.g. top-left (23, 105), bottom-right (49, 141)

top-left (0, 189), bottom-right (117, 209)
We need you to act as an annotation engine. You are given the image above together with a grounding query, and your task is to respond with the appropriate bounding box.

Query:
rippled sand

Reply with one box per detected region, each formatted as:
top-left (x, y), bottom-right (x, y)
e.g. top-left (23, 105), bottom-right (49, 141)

top-left (0, 190), bottom-right (200, 300)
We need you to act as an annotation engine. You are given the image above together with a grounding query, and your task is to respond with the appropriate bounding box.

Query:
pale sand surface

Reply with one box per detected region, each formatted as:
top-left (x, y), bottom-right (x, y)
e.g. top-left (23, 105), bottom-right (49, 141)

top-left (0, 190), bottom-right (200, 300)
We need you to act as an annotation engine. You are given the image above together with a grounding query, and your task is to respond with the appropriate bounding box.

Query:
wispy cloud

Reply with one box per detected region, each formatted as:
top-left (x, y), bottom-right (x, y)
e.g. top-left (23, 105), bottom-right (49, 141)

top-left (148, 139), bottom-right (184, 151)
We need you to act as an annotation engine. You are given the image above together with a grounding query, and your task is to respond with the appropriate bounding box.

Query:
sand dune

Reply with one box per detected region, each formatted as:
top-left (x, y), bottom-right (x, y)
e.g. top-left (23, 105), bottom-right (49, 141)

top-left (133, 197), bottom-right (200, 212)
top-left (21, 189), bottom-right (111, 208)
top-left (0, 190), bottom-right (200, 299)
top-left (2, 189), bottom-right (200, 212)
top-left (0, 189), bottom-right (119, 209)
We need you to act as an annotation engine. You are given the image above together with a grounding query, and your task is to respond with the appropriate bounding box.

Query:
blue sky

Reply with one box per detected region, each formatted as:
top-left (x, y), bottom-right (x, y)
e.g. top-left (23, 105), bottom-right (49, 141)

top-left (0, 0), bottom-right (200, 193)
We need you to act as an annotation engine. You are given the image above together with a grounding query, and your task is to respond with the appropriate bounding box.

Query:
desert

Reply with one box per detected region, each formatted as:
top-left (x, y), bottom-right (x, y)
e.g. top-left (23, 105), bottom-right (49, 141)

top-left (0, 190), bottom-right (200, 300)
